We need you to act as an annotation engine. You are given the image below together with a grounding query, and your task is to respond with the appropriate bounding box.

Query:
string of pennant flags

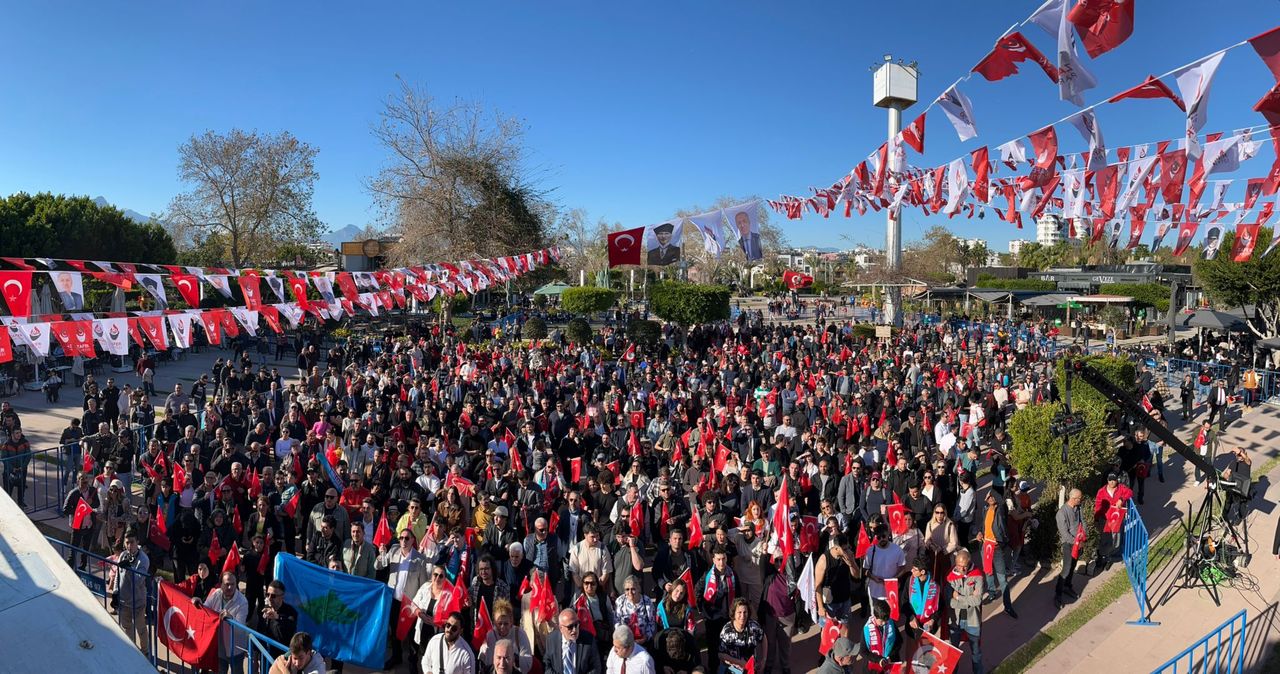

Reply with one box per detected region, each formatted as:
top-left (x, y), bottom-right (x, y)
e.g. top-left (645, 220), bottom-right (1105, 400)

top-left (0, 246), bottom-right (561, 364)
top-left (763, 5), bottom-right (1280, 263)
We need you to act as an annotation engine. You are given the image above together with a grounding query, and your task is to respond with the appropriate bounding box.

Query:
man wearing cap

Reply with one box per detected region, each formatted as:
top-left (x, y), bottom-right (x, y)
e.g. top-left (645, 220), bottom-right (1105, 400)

top-left (647, 222), bottom-right (681, 266)
top-left (817, 636), bottom-right (860, 673)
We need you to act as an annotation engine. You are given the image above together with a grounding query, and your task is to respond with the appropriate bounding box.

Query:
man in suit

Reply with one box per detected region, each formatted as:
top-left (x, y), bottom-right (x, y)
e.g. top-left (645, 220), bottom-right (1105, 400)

top-left (543, 608), bottom-right (602, 674)
top-left (54, 271), bottom-right (83, 311)
top-left (1207, 378), bottom-right (1229, 425)
top-left (646, 222), bottom-right (681, 266)
top-left (735, 210), bottom-right (762, 260)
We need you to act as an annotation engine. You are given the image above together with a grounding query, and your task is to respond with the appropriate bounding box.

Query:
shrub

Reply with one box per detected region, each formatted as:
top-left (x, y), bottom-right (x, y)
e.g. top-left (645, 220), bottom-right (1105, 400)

top-left (626, 319), bottom-right (661, 346)
top-left (1099, 282), bottom-right (1170, 312)
top-left (566, 317), bottom-right (592, 345)
top-left (523, 316), bottom-right (548, 340)
top-left (974, 278), bottom-right (1057, 291)
top-left (1056, 355), bottom-right (1136, 413)
top-left (650, 282), bottom-right (731, 325)
top-left (1024, 494), bottom-right (1099, 564)
top-left (533, 294), bottom-right (549, 308)
top-left (561, 287), bottom-right (619, 315)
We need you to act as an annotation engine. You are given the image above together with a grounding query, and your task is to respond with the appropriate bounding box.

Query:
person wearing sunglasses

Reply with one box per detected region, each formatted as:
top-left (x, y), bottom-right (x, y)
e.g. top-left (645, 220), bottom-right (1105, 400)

top-left (419, 612), bottom-right (475, 674)
top-left (248, 580), bottom-right (299, 646)
top-left (543, 608), bottom-right (602, 674)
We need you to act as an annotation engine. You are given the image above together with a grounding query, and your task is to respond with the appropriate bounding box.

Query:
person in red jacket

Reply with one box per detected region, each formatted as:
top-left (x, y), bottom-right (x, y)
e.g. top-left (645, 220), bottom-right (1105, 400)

top-left (1093, 472), bottom-right (1133, 569)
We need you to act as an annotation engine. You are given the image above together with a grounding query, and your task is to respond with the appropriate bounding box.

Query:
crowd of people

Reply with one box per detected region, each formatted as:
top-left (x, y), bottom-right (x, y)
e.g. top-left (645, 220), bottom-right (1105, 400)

top-left (0, 303), bottom-right (1262, 674)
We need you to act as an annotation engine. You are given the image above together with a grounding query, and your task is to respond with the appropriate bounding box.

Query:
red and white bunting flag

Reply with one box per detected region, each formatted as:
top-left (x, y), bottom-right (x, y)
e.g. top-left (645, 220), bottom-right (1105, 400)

top-left (1029, 0), bottom-right (1096, 105)
top-left (971, 147), bottom-right (991, 203)
top-left (972, 31), bottom-right (1058, 83)
top-left (51, 320), bottom-right (95, 358)
top-left (1019, 125), bottom-right (1059, 190)
top-left (901, 113), bottom-right (926, 153)
top-left (1109, 75), bottom-right (1186, 111)
top-left (1068, 0), bottom-right (1135, 58)
top-left (168, 313), bottom-right (195, 349)
top-left (0, 271), bottom-right (32, 318)
top-left (936, 85), bottom-right (978, 141)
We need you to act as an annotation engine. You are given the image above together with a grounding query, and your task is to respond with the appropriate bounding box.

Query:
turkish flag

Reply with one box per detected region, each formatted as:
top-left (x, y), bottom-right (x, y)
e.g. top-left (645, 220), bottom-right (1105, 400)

top-left (856, 522), bottom-right (872, 559)
top-left (232, 506), bottom-right (244, 535)
top-left (172, 462), bottom-right (188, 494)
top-left (259, 306), bottom-right (283, 333)
top-left (819, 617), bottom-right (843, 655)
top-left (1104, 504), bottom-right (1126, 534)
top-left (573, 593), bottom-right (595, 637)
top-left (257, 532), bottom-right (274, 575)
top-left (1108, 75), bottom-right (1186, 111)
top-left (972, 32), bottom-right (1058, 83)
top-left (222, 542), bottom-right (241, 574)
top-left (570, 457), bottom-right (582, 484)
top-left (607, 227), bottom-right (645, 267)
top-left (208, 534), bottom-right (224, 566)
top-left (0, 326), bottom-right (11, 364)
top-left (171, 273), bottom-right (202, 307)
top-left (1019, 125), bottom-right (1059, 191)
top-left (982, 540), bottom-right (997, 576)
top-left (1068, 0), bottom-right (1135, 58)
top-left (374, 509), bottom-right (394, 547)
top-left (434, 578), bottom-right (464, 627)
top-left (887, 503), bottom-right (910, 536)
top-left (885, 577), bottom-right (901, 621)
top-left (782, 270), bottom-right (814, 290)
top-left (798, 516), bottom-right (820, 553)
top-left (0, 270), bottom-right (32, 318)
top-left (395, 600), bottom-right (418, 640)
top-left (629, 410), bottom-right (645, 428)
top-left (472, 597), bottom-right (494, 649)
top-left (51, 321), bottom-right (96, 358)
top-left (687, 511), bottom-right (704, 549)
top-left (678, 567), bottom-right (696, 609)
top-left (336, 272), bottom-right (359, 302)
top-left (629, 498), bottom-right (644, 538)
top-left (912, 629), bottom-right (963, 674)
top-left (73, 497), bottom-right (94, 529)
top-left (1173, 221), bottom-right (1199, 257)
top-left (158, 581), bottom-right (222, 670)
top-left (627, 430), bottom-right (641, 457)
top-left (237, 272), bottom-right (263, 311)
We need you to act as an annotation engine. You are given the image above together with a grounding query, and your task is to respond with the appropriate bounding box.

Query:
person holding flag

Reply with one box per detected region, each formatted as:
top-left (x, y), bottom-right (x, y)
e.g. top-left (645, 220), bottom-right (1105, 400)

top-left (62, 471), bottom-right (100, 569)
top-left (946, 549), bottom-right (985, 674)
top-left (862, 598), bottom-right (900, 672)
top-left (699, 545), bottom-right (737, 670)
top-left (1054, 488), bottom-right (1086, 610)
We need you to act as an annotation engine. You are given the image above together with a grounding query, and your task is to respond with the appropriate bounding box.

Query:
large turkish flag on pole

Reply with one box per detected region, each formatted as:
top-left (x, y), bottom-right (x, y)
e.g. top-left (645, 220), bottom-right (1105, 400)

top-left (158, 581), bottom-right (222, 670)
top-left (607, 227), bottom-right (645, 267)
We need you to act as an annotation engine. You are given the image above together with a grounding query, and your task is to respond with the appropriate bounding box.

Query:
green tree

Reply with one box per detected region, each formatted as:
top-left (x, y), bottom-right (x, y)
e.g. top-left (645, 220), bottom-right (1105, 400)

top-left (561, 287), bottom-right (619, 315)
top-left (566, 317), bottom-right (592, 345)
top-left (974, 278), bottom-right (1056, 291)
top-left (1194, 227), bottom-right (1280, 338)
top-left (0, 192), bottom-right (176, 263)
top-left (626, 319), bottom-right (661, 346)
top-left (1099, 282), bottom-right (1169, 312)
top-left (165, 129), bottom-right (323, 268)
top-left (650, 282), bottom-right (730, 325)
top-left (522, 316), bottom-right (548, 340)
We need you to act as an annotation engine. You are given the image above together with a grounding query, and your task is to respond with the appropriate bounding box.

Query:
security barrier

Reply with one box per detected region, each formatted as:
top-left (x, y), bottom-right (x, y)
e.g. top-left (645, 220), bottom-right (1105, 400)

top-left (1121, 502), bottom-right (1157, 626)
top-left (1150, 609), bottom-right (1246, 674)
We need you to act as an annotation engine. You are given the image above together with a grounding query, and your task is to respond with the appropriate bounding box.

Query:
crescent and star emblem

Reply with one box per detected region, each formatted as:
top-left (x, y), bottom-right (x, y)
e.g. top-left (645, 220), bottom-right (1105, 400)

top-left (163, 606), bottom-right (197, 642)
top-left (3, 279), bottom-right (23, 300)
top-left (615, 234), bottom-right (636, 250)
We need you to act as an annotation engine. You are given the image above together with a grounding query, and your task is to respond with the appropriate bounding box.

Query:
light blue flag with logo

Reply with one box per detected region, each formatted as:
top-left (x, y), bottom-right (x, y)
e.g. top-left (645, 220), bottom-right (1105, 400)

top-left (274, 553), bottom-right (391, 669)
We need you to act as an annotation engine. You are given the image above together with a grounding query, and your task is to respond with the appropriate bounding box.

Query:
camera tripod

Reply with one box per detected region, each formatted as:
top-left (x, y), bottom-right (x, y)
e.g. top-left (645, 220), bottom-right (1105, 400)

top-left (1163, 481), bottom-right (1252, 608)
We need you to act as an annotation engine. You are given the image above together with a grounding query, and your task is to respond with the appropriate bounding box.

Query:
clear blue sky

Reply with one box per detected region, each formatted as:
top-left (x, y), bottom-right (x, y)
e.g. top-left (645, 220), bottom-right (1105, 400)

top-left (1, 1), bottom-right (1276, 252)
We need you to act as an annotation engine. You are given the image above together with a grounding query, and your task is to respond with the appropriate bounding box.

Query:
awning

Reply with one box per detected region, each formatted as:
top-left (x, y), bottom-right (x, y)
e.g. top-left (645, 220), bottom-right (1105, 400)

top-left (1070, 294), bottom-right (1134, 304)
top-left (1020, 293), bottom-right (1076, 307)
top-left (533, 282), bottom-right (571, 296)
top-left (1176, 310), bottom-right (1245, 330)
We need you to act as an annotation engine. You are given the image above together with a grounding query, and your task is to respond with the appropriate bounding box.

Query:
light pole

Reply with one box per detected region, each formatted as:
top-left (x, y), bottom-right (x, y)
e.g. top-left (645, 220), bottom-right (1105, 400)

top-left (872, 55), bottom-right (918, 326)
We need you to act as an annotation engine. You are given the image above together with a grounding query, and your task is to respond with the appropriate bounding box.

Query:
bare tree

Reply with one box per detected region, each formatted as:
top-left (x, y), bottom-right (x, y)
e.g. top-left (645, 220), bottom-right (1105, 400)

top-left (165, 129), bottom-right (322, 268)
top-left (368, 78), bottom-right (551, 265)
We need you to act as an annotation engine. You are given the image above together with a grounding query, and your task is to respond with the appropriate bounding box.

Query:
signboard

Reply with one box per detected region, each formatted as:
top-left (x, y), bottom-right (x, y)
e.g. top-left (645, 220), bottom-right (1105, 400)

top-left (875, 325), bottom-right (893, 339)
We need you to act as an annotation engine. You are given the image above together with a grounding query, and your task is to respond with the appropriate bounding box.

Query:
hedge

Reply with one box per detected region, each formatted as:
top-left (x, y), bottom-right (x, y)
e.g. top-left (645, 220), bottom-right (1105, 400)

top-left (523, 316), bottom-right (548, 340)
top-left (626, 319), bottom-right (661, 346)
top-left (975, 278), bottom-right (1057, 291)
top-left (561, 286), bottom-right (619, 315)
top-left (566, 317), bottom-right (592, 345)
top-left (1099, 282), bottom-right (1170, 311)
top-left (650, 281), bottom-right (731, 325)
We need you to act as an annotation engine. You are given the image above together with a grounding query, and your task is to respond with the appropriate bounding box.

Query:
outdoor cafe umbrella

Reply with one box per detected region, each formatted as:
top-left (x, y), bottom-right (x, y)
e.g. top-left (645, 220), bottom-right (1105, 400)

top-left (1178, 310), bottom-right (1246, 331)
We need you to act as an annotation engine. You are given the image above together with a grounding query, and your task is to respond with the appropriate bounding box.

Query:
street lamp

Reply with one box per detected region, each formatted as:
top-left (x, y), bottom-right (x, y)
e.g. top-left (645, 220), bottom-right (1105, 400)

top-left (872, 55), bottom-right (918, 326)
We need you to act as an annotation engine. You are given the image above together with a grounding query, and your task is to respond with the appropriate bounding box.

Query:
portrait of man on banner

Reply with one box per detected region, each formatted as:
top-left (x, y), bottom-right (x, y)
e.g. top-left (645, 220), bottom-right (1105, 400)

top-left (646, 220), bottom-right (683, 266)
top-left (726, 201), bottom-right (763, 261)
top-left (51, 271), bottom-right (85, 311)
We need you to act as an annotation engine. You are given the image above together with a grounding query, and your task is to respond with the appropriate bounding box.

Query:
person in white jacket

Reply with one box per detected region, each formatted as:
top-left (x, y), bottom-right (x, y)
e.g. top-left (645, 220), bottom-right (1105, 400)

top-left (200, 571), bottom-right (249, 673)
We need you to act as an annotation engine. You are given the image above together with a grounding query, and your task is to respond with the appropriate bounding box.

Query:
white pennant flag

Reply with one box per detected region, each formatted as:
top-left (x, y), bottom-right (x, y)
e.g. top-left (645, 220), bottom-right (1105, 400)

top-left (18, 321), bottom-right (51, 358)
top-left (1030, 0), bottom-right (1097, 106)
top-left (201, 274), bottom-right (233, 299)
top-left (136, 273), bottom-right (168, 310)
top-left (1067, 110), bottom-right (1106, 170)
top-left (264, 273), bottom-right (289, 304)
top-left (937, 85), bottom-right (978, 141)
top-left (275, 303), bottom-right (304, 328)
top-left (998, 139), bottom-right (1028, 168)
top-left (1236, 129), bottom-right (1261, 163)
top-left (313, 273), bottom-right (336, 304)
top-left (944, 157), bottom-right (971, 215)
top-left (1062, 169), bottom-right (1087, 219)
top-left (1175, 51), bottom-right (1226, 161)
top-left (687, 211), bottom-right (726, 259)
top-left (1208, 181), bottom-right (1233, 211)
top-left (92, 318), bottom-right (130, 356)
top-left (229, 308), bottom-right (259, 337)
top-left (888, 183), bottom-right (911, 218)
top-left (1117, 155), bottom-right (1158, 213)
top-left (167, 313), bottom-right (194, 349)
top-left (1201, 135), bottom-right (1242, 177)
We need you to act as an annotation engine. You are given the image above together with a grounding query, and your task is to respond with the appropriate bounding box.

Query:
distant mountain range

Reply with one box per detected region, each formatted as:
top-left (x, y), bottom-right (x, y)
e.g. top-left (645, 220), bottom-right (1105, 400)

top-left (324, 224), bottom-right (365, 247)
top-left (93, 196), bottom-right (153, 224)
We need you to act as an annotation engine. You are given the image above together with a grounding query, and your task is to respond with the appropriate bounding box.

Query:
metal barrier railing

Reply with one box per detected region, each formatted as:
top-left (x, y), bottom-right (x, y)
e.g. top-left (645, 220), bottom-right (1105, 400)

top-left (46, 536), bottom-right (290, 673)
top-left (1121, 502), bottom-right (1158, 627)
top-left (0, 444), bottom-right (67, 514)
top-left (1151, 609), bottom-right (1247, 674)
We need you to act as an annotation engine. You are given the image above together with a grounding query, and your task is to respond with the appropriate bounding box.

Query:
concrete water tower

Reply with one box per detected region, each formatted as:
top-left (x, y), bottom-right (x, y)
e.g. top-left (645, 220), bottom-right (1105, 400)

top-left (872, 55), bottom-right (918, 326)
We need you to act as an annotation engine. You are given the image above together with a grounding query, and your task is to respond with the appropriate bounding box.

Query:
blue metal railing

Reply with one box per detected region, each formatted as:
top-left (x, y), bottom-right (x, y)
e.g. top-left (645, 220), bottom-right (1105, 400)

top-left (1, 444), bottom-right (69, 515)
top-left (1151, 609), bottom-right (1247, 674)
top-left (226, 619), bottom-right (289, 674)
top-left (1121, 502), bottom-right (1157, 626)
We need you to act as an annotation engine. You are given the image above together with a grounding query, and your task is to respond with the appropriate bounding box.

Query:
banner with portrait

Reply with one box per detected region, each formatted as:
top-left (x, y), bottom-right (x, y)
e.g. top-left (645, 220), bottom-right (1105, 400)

top-left (724, 200), bottom-right (763, 261)
top-left (644, 219), bottom-right (683, 266)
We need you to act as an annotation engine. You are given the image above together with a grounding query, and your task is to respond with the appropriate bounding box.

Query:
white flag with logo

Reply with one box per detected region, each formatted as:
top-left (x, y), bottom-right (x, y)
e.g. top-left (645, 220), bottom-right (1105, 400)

top-left (1117, 155), bottom-right (1158, 213)
top-left (937, 85), bottom-right (978, 141)
top-left (167, 313), bottom-right (195, 349)
top-left (1067, 110), bottom-right (1106, 170)
top-left (93, 317), bottom-right (130, 356)
top-left (998, 139), bottom-right (1027, 168)
top-left (229, 308), bottom-right (259, 337)
top-left (1201, 135), bottom-right (1242, 177)
top-left (1030, 0), bottom-right (1097, 106)
top-left (275, 303), bottom-right (304, 328)
top-left (1175, 51), bottom-right (1226, 161)
top-left (943, 157), bottom-right (971, 216)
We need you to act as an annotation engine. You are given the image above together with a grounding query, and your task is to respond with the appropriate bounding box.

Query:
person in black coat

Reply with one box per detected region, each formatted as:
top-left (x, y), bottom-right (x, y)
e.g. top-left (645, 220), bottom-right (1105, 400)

top-left (248, 580), bottom-right (298, 646)
top-left (543, 608), bottom-right (603, 674)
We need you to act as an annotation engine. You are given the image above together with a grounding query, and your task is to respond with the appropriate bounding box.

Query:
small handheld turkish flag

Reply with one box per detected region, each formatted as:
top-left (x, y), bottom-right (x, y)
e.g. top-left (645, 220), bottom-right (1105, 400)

top-left (607, 227), bottom-right (646, 267)
top-left (374, 509), bottom-right (394, 547)
top-left (885, 577), bottom-right (901, 621)
top-left (819, 617), bottom-right (843, 655)
top-left (222, 542), bottom-right (241, 575)
top-left (73, 497), bottom-right (94, 529)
